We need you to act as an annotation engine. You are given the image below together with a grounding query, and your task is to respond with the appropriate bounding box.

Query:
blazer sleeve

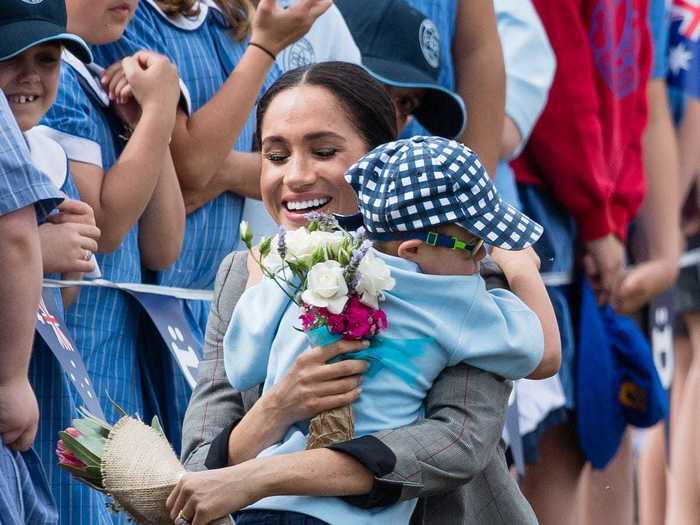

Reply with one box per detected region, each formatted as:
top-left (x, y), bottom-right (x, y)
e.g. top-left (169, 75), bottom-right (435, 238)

top-left (180, 250), bottom-right (250, 471)
top-left (330, 365), bottom-right (513, 508)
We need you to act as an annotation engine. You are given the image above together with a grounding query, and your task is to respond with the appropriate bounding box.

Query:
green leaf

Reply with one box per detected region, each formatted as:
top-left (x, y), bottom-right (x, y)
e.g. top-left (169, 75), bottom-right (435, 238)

top-left (72, 418), bottom-right (109, 441)
top-left (106, 394), bottom-right (128, 419)
top-left (259, 236), bottom-right (272, 258)
top-left (151, 415), bottom-right (164, 436)
top-left (308, 222), bottom-right (319, 232)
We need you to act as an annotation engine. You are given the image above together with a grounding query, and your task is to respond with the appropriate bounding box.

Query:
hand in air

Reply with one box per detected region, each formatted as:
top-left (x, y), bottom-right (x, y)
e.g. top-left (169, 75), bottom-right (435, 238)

top-left (252, 0), bottom-right (333, 56)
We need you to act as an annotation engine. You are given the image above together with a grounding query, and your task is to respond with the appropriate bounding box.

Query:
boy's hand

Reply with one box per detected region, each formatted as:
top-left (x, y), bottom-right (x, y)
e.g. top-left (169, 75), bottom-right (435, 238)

top-left (490, 246), bottom-right (541, 276)
top-left (252, 0), bottom-right (332, 55)
top-left (0, 378), bottom-right (39, 451)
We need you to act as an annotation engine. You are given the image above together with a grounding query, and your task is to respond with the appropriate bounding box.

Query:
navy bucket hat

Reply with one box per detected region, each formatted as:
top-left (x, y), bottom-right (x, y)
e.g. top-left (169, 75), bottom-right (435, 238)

top-left (336, 0), bottom-right (466, 139)
top-left (0, 0), bottom-right (92, 63)
top-left (576, 277), bottom-right (669, 469)
top-left (345, 136), bottom-right (543, 250)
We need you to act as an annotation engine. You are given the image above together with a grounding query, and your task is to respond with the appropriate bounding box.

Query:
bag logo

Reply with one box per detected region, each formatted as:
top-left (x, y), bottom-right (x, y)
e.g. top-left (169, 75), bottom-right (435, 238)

top-left (419, 19), bottom-right (440, 69)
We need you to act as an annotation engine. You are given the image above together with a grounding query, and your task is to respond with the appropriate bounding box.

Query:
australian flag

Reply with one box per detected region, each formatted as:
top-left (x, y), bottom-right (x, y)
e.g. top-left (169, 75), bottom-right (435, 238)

top-left (669, 0), bottom-right (700, 98)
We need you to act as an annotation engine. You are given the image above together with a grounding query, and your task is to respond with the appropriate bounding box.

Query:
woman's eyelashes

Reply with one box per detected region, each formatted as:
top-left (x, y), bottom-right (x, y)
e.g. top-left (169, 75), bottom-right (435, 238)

top-left (264, 150), bottom-right (289, 163)
top-left (313, 147), bottom-right (337, 159)
top-left (263, 147), bottom-right (339, 163)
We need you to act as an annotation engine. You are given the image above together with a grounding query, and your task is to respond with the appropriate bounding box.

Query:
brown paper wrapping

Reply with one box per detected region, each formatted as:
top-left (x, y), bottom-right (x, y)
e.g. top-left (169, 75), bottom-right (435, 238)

top-left (306, 404), bottom-right (355, 449)
top-left (102, 417), bottom-right (232, 525)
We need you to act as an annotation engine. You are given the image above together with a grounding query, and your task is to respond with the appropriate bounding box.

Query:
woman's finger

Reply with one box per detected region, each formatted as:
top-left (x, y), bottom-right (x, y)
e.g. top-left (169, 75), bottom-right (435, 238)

top-left (313, 375), bottom-right (363, 397)
top-left (166, 481), bottom-right (182, 518)
top-left (315, 358), bottom-right (368, 382)
top-left (317, 388), bottom-right (363, 413)
top-left (307, 339), bottom-right (370, 362)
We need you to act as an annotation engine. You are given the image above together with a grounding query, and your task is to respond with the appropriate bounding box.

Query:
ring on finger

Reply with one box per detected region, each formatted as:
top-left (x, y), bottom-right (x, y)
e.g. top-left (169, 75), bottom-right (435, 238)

top-left (175, 511), bottom-right (191, 525)
top-left (83, 251), bottom-right (92, 261)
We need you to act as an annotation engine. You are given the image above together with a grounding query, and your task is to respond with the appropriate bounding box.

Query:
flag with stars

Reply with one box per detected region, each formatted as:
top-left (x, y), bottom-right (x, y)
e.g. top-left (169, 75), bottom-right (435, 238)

top-left (668, 0), bottom-right (700, 98)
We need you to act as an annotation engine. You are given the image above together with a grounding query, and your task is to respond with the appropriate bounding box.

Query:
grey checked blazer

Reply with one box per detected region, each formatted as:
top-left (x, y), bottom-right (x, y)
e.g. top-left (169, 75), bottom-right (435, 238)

top-left (181, 252), bottom-right (537, 525)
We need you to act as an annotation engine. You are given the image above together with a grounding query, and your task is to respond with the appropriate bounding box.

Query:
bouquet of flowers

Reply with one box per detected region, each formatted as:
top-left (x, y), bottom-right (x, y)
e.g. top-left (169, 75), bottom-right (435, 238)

top-left (240, 213), bottom-right (395, 448)
top-left (57, 407), bottom-right (231, 525)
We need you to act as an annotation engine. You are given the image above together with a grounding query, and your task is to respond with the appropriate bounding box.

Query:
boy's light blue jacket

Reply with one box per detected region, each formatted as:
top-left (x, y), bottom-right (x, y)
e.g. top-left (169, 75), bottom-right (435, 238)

top-left (224, 249), bottom-right (543, 525)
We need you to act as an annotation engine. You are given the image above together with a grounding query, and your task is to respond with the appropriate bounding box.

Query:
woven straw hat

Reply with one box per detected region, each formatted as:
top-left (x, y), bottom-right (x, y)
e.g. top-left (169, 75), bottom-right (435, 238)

top-left (102, 417), bottom-right (232, 525)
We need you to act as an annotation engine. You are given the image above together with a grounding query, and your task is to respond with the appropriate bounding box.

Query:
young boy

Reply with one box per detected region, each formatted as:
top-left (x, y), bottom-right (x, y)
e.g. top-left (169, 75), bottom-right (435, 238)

top-left (0, 1), bottom-right (112, 522)
top-left (223, 136), bottom-right (560, 525)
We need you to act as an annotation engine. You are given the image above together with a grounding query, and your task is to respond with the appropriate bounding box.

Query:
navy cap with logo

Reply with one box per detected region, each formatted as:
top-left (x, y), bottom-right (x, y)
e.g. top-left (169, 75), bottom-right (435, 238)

top-left (0, 0), bottom-right (92, 63)
top-left (336, 0), bottom-right (466, 140)
top-left (345, 136), bottom-right (543, 251)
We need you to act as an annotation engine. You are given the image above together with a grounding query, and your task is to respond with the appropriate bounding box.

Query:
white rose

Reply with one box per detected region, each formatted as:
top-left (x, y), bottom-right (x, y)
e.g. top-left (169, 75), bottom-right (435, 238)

top-left (239, 220), bottom-right (252, 245)
top-left (301, 260), bottom-right (349, 314)
top-left (284, 228), bottom-right (315, 261)
top-left (355, 251), bottom-right (396, 309)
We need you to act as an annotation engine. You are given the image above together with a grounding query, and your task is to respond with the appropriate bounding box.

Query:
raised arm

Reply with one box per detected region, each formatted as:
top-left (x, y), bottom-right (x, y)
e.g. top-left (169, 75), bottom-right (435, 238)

top-left (66, 52), bottom-right (180, 253)
top-left (453, 0), bottom-right (505, 174)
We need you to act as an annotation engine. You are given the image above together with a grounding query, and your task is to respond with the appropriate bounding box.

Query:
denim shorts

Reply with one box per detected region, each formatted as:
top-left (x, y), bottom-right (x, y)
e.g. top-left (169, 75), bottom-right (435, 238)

top-left (517, 184), bottom-right (578, 463)
top-left (234, 510), bottom-right (330, 525)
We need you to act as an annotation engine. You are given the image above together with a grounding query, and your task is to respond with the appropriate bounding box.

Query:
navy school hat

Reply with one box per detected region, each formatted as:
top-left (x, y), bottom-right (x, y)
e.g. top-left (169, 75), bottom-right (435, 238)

top-left (345, 136), bottom-right (543, 250)
top-left (0, 0), bottom-right (92, 63)
top-left (335, 0), bottom-right (466, 140)
top-left (576, 276), bottom-right (669, 470)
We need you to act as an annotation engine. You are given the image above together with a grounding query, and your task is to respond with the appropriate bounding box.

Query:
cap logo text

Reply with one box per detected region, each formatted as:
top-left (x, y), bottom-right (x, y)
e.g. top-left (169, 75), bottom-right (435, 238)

top-left (419, 19), bottom-right (440, 69)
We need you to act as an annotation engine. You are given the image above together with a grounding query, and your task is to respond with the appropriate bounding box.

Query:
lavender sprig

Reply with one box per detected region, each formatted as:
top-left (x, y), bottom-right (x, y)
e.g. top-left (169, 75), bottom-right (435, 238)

top-left (345, 239), bottom-right (372, 292)
top-left (304, 211), bottom-right (340, 232)
top-left (277, 227), bottom-right (287, 260)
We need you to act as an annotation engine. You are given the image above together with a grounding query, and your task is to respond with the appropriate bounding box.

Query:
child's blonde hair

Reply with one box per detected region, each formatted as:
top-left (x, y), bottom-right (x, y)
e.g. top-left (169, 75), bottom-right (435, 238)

top-left (155, 0), bottom-right (253, 40)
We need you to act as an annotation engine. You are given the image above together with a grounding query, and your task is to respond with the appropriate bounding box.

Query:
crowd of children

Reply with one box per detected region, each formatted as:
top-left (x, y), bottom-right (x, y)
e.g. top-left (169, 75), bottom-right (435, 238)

top-left (0, 0), bottom-right (697, 523)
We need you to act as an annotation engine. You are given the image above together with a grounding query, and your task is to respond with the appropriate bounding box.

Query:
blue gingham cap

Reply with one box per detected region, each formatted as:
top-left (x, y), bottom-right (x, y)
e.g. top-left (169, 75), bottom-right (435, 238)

top-left (345, 136), bottom-right (543, 250)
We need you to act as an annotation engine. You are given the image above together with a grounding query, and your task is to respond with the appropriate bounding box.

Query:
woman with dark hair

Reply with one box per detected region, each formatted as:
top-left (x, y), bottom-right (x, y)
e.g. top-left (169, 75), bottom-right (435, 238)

top-left (172, 62), bottom-right (537, 525)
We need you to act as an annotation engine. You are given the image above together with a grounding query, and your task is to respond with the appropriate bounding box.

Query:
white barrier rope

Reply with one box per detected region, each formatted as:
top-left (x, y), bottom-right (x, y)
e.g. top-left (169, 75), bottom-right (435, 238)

top-left (42, 247), bottom-right (700, 298)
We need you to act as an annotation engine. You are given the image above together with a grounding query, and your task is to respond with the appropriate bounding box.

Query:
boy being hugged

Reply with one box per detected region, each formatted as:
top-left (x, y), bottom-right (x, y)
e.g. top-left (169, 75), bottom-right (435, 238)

top-left (218, 136), bottom-right (560, 525)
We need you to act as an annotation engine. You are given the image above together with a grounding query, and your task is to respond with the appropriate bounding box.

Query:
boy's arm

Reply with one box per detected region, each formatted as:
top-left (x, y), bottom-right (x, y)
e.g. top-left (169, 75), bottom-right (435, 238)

top-left (490, 247), bottom-right (561, 379)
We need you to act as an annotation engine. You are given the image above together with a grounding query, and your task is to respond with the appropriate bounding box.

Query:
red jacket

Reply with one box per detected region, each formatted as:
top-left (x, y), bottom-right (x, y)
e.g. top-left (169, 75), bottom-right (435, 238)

top-left (513, 0), bottom-right (651, 242)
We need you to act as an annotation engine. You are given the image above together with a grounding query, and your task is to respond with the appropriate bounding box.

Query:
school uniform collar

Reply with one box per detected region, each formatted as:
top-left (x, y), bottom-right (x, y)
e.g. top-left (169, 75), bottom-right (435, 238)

top-left (143, 0), bottom-right (209, 30)
top-left (24, 128), bottom-right (69, 190)
top-left (61, 50), bottom-right (110, 107)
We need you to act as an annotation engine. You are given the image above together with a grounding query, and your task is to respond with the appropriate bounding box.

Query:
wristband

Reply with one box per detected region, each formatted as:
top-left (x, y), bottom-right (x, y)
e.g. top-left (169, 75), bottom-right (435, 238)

top-left (249, 42), bottom-right (276, 61)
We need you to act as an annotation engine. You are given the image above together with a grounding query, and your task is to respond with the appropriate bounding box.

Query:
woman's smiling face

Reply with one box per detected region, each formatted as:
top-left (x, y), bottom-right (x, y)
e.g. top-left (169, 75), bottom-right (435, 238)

top-left (259, 84), bottom-right (369, 230)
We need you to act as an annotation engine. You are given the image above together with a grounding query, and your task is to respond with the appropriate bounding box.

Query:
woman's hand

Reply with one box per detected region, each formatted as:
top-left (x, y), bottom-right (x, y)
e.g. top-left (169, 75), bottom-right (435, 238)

top-left (226, 338), bottom-right (369, 465)
top-left (267, 338), bottom-right (369, 428)
top-left (167, 466), bottom-right (258, 525)
top-left (252, 0), bottom-right (332, 56)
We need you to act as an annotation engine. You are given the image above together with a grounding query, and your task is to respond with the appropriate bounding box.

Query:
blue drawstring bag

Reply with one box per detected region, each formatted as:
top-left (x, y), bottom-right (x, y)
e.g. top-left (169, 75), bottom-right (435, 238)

top-left (576, 277), bottom-right (669, 469)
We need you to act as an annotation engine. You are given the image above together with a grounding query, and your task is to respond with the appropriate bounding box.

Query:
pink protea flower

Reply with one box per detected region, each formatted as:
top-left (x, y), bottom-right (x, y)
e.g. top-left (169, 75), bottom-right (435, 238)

top-left (56, 439), bottom-right (86, 470)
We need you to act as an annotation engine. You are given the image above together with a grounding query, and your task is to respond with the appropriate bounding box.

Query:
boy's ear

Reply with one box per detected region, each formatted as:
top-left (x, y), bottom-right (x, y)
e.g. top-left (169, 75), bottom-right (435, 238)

top-left (397, 239), bottom-right (422, 261)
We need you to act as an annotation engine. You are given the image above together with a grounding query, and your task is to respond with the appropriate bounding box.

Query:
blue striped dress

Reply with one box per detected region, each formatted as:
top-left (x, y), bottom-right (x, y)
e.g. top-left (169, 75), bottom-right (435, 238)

top-left (40, 55), bottom-right (146, 437)
top-left (0, 90), bottom-right (61, 525)
top-left (26, 132), bottom-right (114, 524)
top-left (92, 0), bottom-right (280, 450)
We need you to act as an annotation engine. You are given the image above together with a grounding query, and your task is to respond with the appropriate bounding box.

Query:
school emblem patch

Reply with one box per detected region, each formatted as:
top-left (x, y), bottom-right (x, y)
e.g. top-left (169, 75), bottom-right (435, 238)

top-left (419, 19), bottom-right (440, 69)
top-left (284, 38), bottom-right (316, 70)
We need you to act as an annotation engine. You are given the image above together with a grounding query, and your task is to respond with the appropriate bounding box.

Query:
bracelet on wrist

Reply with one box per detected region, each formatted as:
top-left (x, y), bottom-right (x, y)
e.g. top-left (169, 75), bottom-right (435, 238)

top-left (249, 42), bottom-right (277, 61)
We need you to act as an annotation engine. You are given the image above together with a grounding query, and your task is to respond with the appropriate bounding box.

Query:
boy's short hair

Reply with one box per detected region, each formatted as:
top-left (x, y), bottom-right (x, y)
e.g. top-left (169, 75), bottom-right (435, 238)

top-left (345, 136), bottom-right (543, 251)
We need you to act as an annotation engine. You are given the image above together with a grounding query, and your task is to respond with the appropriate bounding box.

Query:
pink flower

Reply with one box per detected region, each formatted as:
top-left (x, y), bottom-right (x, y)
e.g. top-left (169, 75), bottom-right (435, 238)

top-left (325, 313), bottom-right (346, 334)
top-left (300, 309), bottom-right (317, 331)
top-left (56, 439), bottom-right (86, 470)
top-left (345, 297), bottom-right (373, 339)
top-left (370, 309), bottom-right (388, 331)
top-left (65, 427), bottom-right (81, 438)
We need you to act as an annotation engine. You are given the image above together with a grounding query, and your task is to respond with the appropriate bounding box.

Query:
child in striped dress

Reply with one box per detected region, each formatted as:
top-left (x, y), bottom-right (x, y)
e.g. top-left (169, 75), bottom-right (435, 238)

top-left (39, 3), bottom-right (185, 521)
top-left (92, 0), bottom-right (329, 449)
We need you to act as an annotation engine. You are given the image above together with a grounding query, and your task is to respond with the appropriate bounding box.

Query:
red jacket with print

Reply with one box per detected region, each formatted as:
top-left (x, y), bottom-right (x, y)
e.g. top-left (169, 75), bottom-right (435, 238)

top-left (512, 0), bottom-right (651, 242)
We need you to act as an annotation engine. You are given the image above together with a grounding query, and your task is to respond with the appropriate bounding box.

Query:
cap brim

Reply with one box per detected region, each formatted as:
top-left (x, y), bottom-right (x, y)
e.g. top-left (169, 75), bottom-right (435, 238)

top-left (457, 198), bottom-right (544, 251)
top-left (363, 56), bottom-right (467, 140)
top-left (0, 20), bottom-right (92, 64)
